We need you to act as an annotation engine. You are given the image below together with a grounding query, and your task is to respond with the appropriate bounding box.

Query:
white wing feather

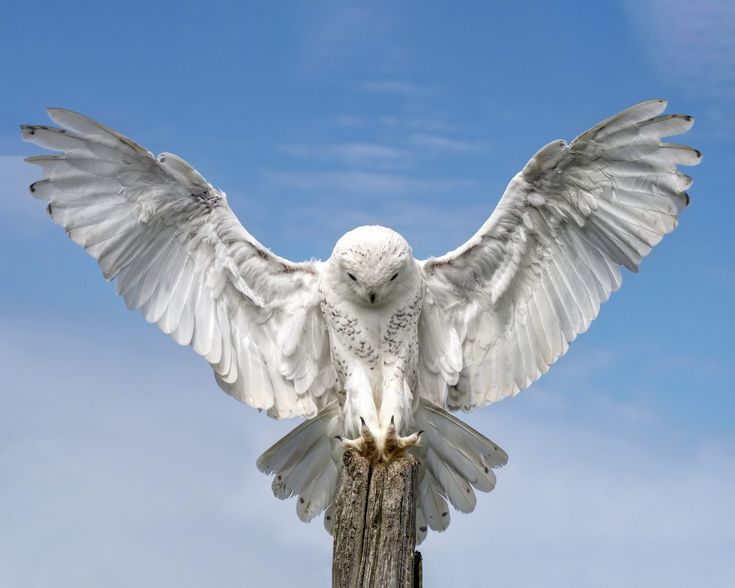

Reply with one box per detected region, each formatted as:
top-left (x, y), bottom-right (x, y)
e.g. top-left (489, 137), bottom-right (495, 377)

top-left (420, 100), bottom-right (701, 411)
top-left (22, 109), bottom-right (335, 418)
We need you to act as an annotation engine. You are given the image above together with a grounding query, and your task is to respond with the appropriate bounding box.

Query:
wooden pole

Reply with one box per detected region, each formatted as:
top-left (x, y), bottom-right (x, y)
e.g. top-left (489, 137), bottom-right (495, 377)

top-left (332, 450), bottom-right (422, 588)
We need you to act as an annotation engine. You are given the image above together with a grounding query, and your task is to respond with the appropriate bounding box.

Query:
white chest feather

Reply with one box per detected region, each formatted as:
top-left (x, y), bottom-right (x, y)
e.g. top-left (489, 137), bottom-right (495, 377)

top-left (319, 284), bottom-right (423, 392)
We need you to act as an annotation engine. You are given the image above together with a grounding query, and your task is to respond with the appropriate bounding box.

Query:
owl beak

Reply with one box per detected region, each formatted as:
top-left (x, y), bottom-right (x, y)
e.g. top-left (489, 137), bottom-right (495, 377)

top-left (369, 292), bottom-right (376, 304)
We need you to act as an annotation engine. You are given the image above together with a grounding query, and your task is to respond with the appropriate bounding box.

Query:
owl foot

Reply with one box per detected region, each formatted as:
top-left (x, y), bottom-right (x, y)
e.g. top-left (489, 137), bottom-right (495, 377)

top-left (381, 415), bottom-right (422, 462)
top-left (338, 417), bottom-right (422, 464)
top-left (337, 417), bottom-right (381, 464)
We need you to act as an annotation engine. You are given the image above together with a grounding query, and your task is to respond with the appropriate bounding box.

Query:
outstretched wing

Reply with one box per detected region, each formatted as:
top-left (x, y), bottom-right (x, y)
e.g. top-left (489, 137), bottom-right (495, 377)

top-left (420, 100), bottom-right (700, 411)
top-left (22, 109), bottom-right (335, 419)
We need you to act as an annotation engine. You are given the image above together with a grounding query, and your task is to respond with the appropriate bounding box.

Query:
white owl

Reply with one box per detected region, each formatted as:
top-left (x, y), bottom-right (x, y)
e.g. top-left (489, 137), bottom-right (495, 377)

top-left (22, 100), bottom-right (700, 541)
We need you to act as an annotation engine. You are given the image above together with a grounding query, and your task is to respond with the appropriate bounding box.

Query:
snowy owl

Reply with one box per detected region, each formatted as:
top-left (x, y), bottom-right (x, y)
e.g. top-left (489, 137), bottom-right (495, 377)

top-left (22, 100), bottom-right (700, 541)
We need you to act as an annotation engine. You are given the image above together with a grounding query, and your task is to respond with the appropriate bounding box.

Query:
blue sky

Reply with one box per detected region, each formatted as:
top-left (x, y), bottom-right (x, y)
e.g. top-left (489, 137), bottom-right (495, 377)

top-left (1, 1), bottom-right (733, 586)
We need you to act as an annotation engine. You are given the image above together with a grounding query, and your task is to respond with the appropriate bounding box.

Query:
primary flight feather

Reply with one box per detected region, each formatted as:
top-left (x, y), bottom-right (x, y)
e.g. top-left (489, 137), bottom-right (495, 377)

top-left (22, 100), bottom-right (700, 541)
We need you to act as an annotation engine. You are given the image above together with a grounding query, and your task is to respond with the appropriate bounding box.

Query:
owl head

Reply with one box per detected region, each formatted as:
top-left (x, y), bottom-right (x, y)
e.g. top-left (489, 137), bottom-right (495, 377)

top-left (329, 225), bottom-right (414, 306)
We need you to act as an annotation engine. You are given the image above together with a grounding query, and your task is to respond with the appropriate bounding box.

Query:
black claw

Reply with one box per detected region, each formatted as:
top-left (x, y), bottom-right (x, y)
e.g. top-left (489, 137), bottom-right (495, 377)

top-left (359, 416), bottom-right (366, 426)
top-left (418, 430), bottom-right (424, 436)
top-left (390, 415), bottom-right (395, 425)
top-left (334, 435), bottom-right (343, 441)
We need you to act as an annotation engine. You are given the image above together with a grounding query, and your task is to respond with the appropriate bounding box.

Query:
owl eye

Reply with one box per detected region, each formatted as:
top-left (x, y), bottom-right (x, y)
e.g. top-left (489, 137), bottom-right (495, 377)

top-left (347, 273), bottom-right (357, 281)
top-left (390, 272), bottom-right (399, 281)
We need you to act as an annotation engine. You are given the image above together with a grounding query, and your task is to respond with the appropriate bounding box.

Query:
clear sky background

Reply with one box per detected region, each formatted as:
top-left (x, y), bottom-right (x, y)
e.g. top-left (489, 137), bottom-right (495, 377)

top-left (1, 1), bottom-right (734, 586)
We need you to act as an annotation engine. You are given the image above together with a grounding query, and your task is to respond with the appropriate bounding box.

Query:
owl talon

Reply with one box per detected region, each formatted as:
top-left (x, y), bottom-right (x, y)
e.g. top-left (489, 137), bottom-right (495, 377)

top-left (340, 419), bottom-right (380, 463)
top-left (382, 417), bottom-right (421, 461)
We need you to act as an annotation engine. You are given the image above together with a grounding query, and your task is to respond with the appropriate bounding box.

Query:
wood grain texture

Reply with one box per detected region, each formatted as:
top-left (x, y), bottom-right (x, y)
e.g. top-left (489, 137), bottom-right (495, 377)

top-left (332, 450), bottom-right (422, 588)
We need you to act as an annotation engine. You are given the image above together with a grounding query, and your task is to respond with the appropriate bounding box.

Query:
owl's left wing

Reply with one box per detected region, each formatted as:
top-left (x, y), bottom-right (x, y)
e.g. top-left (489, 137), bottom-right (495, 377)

top-left (420, 100), bottom-right (700, 411)
top-left (22, 109), bottom-right (334, 419)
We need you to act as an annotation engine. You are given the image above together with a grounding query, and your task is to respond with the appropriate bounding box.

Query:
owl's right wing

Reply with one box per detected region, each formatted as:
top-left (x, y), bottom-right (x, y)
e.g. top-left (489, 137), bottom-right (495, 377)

top-left (420, 100), bottom-right (700, 411)
top-left (22, 109), bottom-right (335, 419)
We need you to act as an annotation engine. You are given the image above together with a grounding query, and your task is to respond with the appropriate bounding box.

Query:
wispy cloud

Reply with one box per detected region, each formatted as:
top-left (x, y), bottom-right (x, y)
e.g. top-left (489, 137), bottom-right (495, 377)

top-left (279, 196), bottom-right (489, 259)
top-left (3, 318), bottom-right (733, 587)
top-left (358, 79), bottom-right (422, 96)
top-left (282, 116), bottom-right (483, 182)
top-left (624, 0), bottom-right (735, 120)
top-left (410, 133), bottom-right (480, 153)
top-left (279, 135), bottom-right (480, 169)
top-left (428, 402), bottom-right (735, 587)
top-left (333, 113), bottom-right (458, 134)
top-left (295, 4), bottom-right (407, 77)
top-left (278, 142), bottom-right (411, 168)
top-left (378, 115), bottom-right (455, 132)
top-left (0, 318), bottom-right (331, 587)
top-left (264, 169), bottom-right (472, 197)
top-left (267, 108), bottom-right (489, 256)
top-left (334, 114), bottom-right (365, 128)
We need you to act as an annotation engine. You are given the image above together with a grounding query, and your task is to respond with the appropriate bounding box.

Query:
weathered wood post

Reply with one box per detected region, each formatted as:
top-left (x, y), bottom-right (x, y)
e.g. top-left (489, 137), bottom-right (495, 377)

top-left (332, 450), bottom-right (422, 588)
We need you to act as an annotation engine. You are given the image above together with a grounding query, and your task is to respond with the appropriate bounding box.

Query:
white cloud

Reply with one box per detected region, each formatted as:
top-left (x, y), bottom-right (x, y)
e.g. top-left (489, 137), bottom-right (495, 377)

top-left (274, 196), bottom-right (490, 260)
top-left (296, 4), bottom-right (407, 77)
top-left (624, 0), bottom-right (735, 111)
top-left (377, 115), bottom-right (455, 132)
top-left (279, 142), bottom-right (411, 168)
top-left (421, 400), bottom-right (735, 587)
top-left (263, 169), bottom-right (472, 197)
top-left (410, 132), bottom-right (481, 153)
top-left (0, 318), bottom-right (330, 587)
top-left (333, 112), bottom-right (454, 132)
top-left (283, 125), bottom-right (480, 171)
top-left (2, 309), bottom-right (733, 587)
top-left (358, 79), bottom-right (421, 96)
top-left (334, 114), bottom-right (365, 128)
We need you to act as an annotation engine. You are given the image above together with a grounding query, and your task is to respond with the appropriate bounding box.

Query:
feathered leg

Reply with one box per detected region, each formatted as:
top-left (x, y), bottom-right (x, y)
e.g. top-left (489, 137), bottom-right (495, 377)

top-left (339, 371), bottom-right (382, 462)
top-left (379, 378), bottom-right (422, 460)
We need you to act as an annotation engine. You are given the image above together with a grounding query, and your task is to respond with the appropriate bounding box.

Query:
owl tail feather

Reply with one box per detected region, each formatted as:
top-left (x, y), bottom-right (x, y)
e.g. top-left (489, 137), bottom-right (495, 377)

top-left (257, 398), bottom-right (508, 544)
top-left (410, 399), bottom-right (508, 543)
top-left (256, 401), bottom-right (342, 524)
